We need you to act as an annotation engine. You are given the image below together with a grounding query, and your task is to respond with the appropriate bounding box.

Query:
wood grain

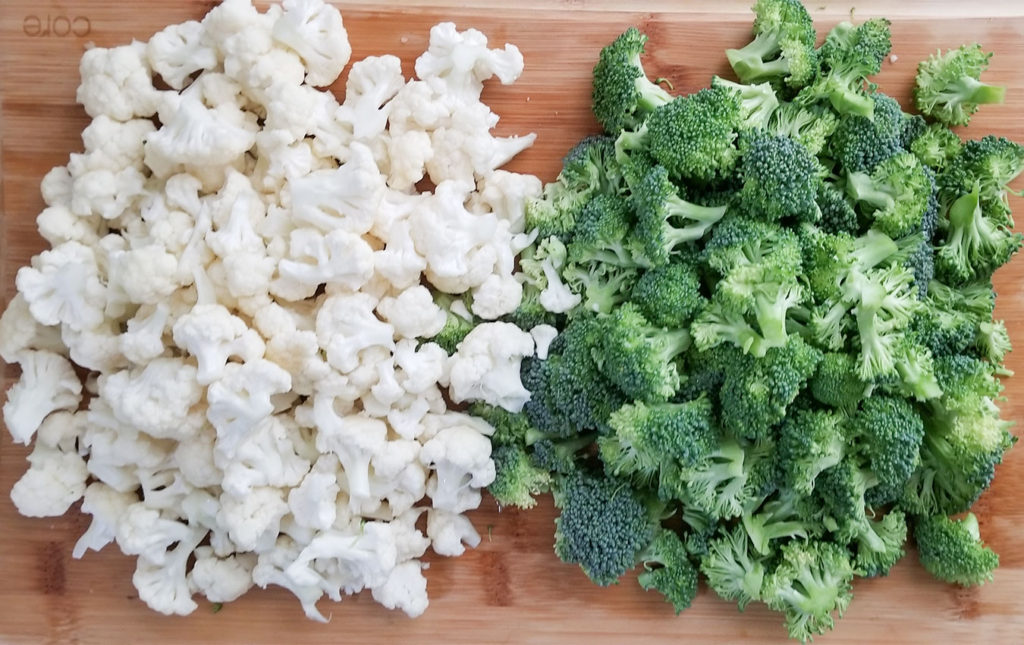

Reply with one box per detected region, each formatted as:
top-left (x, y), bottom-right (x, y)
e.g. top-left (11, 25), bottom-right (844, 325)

top-left (2, 1), bottom-right (1024, 643)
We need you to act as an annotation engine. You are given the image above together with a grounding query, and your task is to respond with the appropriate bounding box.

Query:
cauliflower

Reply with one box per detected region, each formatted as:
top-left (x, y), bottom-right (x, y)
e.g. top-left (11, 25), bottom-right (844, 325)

top-left (2, 0), bottom-right (539, 622)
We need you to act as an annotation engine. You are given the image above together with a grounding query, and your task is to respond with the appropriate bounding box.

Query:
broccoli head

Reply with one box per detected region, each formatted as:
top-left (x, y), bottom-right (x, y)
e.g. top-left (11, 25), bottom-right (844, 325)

top-left (914, 512), bottom-right (999, 586)
top-left (809, 352), bottom-right (868, 410)
top-left (637, 528), bottom-right (700, 614)
top-left (828, 92), bottom-right (906, 174)
top-left (778, 408), bottom-right (847, 496)
top-left (701, 524), bottom-right (770, 610)
top-left (489, 442), bottom-right (553, 509)
top-left (845, 152), bottom-right (932, 239)
top-left (910, 122), bottom-right (963, 170)
top-left (763, 539), bottom-right (855, 643)
top-left (797, 18), bottom-right (892, 118)
top-left (769, 102), bottom-right (839, 156)
top-left (629, 262), bottom-right (707, 328)
top-left (738, 131), bottom-right (823, 223)
top-left (726, 0), bottom-right (818, 89)
top-left (591, 27), bottom-right (674, 133)
top-left (851, 395), bottom-right (926, 506)
top-left (913, 44), bottom-right (1006, 127)
top-left (646, 87), bottom-right (742, 183)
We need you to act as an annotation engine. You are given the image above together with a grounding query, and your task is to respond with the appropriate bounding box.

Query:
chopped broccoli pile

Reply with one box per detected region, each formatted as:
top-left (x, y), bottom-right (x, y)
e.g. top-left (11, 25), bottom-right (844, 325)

top-left (475, 2), bottom-right (1018, 642)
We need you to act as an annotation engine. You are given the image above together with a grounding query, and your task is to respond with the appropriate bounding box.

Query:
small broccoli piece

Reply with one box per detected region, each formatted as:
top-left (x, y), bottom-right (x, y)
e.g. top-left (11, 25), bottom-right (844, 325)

top-left (567, 193), bottom-right (639, 268)
top-left (976, 319), bottom-right (1012, 366)
top-left (489, 443), bottom-right (553, 509)
top-left (725, 0), bottom-right (818, 89)
top-left (701, 524), bottom-right (769, 610)
top-left (809, 352), bottom-right (867, 410)
top-left (528, 432), bottom-right (596, 475)
top-left (595, 303), bottom-right (691, 403)
top-left (816, 458), bottom-right (881, 538)
top-left (631, 165), bottom-right (729, 266)
top-left (935, 186), bottom-right (1023, 285)
top-left (742, 488), bottom-right (823, 555)
top-left (939, 135), bottom-right (1024, 221)
top-left (913, 44), bottom-right (1006, 127)
top-left (431, 292), bottom-right (475, 354)
top-left (738, 131), bottom-right (823, 223)
top-left (815, 182), bottom-right (860, 235)
top-left (778, 408), bottom-right (847, 495)
top-left (796, 18), bottom-right (892, 118)
top-left (711, 76), bottom-right (782, 130)
top-left (889, 339), bottom-right (944, 403)
top-left (552, 469), bottom-right (662, 586)
top-left (681, 434), bottom-right (779, 520)
top-left (839, 265), bottom-right (922, 380)
top-left (469, 402), bottom-right (532, 447)
top-left (718, 336), bottom-right (822, 440)
top-left (629, 262), bottom-right (707, 328)
top-left (846, 152), bottom-right (932, 239)
top-left (852, 395), bottom-right (926, 505)
top-left (561, 261), bottom-right (638, 315)
top-left (762, 539), bottom-right (855, 643)
top-left (769, 102), bottom-right (838, 156)
top-left (909, 297), bottom-right (977, 359)
top-left (637, 528), bottom-right (700, 613)
top-left (900, 111), bottom-right (929, 150)
top-left (914, 512), bottom-right (999, 586)
top-left (802, 227), bottom-right (901, 303)
top-left (852, 509), bottom-right (908, 578)
top-left (600, 398), bottom-right (716, 481)
top-left (828, 92), bottom-right (906, 174)
top-left (645, 87), bottom-right (742, 183)
top-left (592, 27), bottom-right (674, 133)
top-left (910, 123), bottom-right (963, 170)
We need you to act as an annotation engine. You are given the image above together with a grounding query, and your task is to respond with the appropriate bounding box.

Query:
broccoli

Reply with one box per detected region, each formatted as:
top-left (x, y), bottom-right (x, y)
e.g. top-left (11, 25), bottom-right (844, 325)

top-left (644, 87), bottom-right (742, 183)
top-left (469, 402), bottom-right (532, 447)
top-left (913, 512), bottom-right (999, 586)
top-left (567, 193), bottom-right (639, 268)
top-left (738, 131), bottom-right (823, 223)
top-left (600, 398), bottom-right (716, 481)
top-left (431, 292), bottom-right (475, 354)
top-left (852, 395), bottom-right (926, 505)
top-left (815, 182), bottom-right (860, 235)
top-left (796, 18), bottom-right (892, 118)
top-left (913, 44), bottom-right (1006, 127)
top-left (725, 0), bottom-right (818, 89)
top-left (910, 122), bottom-right (963, 170)
top-left (976, 319), bottom-right (1012, 366)
top-left (828, 92), bottom-right (906, 174)
top-left (762, 539), bottom-right (855, 643)
top-left (851, 509), bottom-right (908, 578)
top-left (528, 432), bottom-right (596, 475)
top-left (900, 111), bottom-right (929, 150)
top-left (769, 102), bottom-right (838, 156)
top-left (637, 528), bottom-right (700, 613)
top-left (909, 297), bottom-right (977, 359)
top-left (809, 352), bottom-right (867, 410)
top-left (701, 524), bottom-right (770, 610)
top-left (552, 468), bottom-right (664, 586)
top-left (939, 135), bottom-right (1024, 232)
top-left (711, 76), bottom-right (782, 130)
top-left (489, 443), bottom-right (553, 509)
top-left (777, 408), bottom-right (847, 495)
top-left (935, 186), bottom-right (1022, 285)
top-left (845, 152), bottom-right (932, 239)
top-left (592, 27), bottom-right (675, 133)
top-left (629, 262), bottom-right (707, 328)
top-left (681, 434), bottom-right (779, 520)
top-left (595, 303), bottom-right (692, 403)
top-left (630, 165), bottom-right (730, 266)
top-left (561, 261), bottom-right (638, 315)
top-left (742, 488), bottom-right (822, 555)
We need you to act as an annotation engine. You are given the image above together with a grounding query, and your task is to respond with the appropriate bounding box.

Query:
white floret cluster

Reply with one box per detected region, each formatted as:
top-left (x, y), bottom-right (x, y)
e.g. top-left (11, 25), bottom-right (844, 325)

top-left (0, 0), bottom-right (544, 620)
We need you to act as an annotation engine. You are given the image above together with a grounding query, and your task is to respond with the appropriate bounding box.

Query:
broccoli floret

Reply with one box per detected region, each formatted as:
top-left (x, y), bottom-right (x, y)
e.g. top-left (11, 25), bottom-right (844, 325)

top-left (852, 395), bottom-right (926, 505)
top-left (828, 92), bottom-right (905, 174)
top-left (718, 336), bottom-right (822, 440)
top-left (910, 123), bottom-right (963, 170)
top-left (809, 352), bottom-right (868, 410)
top-left (592, 27), bottom-right (674, 133)
top-left (645, 87), bottom-right (742, 183)
top-left (431, 292), bottom-right (475, 354)
top-left (976, 319), bottom-right (1012, 366)
top-left (528, 432), bottom-right (596, 475)
top-left (637, 528), bottom-right (700, 613)
top-left (567, 193), bottom-right (639, 268)
top-left (845, 152), bottom-right (932, 239)
top-left (909, 296), bottom-right (978, 359)
top-left (935, 186), bottom-right (1023, 285)
top-left (738, 131), bottom-right (823, 223)
top-left (631, 165), bottom-right (729, 266)
top-left (595, 303), bottom-right (692, 403)
top-left (939, 135), bottom-right (1024, 221)
top-left (777, 408), bottom-right (847, 495)
top-left (742, 488), bottom-right (823, 556)
top-left (711, 76), bottom-right (782, 130)
top-left (681, 434), bottom-right (779, 520)
top-left (561, 261), bottom-right (638, 315)
top-left (802, 227), bottom-right (901, 303)
top-left (552, 469), bottom-right (663, 586)
top-left (629, 262), bottom-right (707, 328)
top-left (913, 44), bottom-right (1006, 127)
top-left (469, 402), bottom-right (532, 447)
top-left (725, 0), bottom-right (818, 89)
top-left (900, 111), bottom-right (929, 150)
top-left (914, 512), bottom-right (999, 586)
top-left (517, 235), bottom-right (579, 321)
top-left (600, 398), bottom-right (715, 481)
top-left (701, 524), bottom-right (769, 610)
top-left (762, 539), bottom-right (855, 643)
top-left (815, 182), bottom-right (860, 235)
top-left (769, 102), bottom-right (838, 156)
top-left (797, 18), bottom-right (892, 118)
top-left (489, 443), bottom-right (553, 509)
top-left (852, 509), bottom-right (908, 578)
top-left (559, 134), bottom-right (624, 195)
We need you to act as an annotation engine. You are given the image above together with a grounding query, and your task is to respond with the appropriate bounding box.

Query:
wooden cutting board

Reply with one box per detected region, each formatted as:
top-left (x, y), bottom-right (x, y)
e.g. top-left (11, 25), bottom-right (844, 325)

top-left (3, 1), bottom-right (1024, 643)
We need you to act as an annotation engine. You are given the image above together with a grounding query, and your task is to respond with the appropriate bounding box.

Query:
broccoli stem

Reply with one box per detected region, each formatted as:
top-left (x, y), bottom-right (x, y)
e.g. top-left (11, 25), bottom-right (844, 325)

top-left (943, 76), bottom-right (1007, 107)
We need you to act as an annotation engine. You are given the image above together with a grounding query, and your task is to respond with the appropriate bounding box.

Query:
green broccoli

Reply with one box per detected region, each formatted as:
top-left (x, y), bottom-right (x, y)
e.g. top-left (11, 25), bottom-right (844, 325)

top-left (726, 0), bottom-right (818, 89)
top-left (738, 131), bottom-right (823, 223)
top-left (910, 122), bottom-right (963, 170)
top-left (681, 434), bottom-right (779, 520)
top-left (629, 262), bottom-right (707, 328)
top-left (809, 352), bottom-right (868, 410)
top-left (591, 27), bottom-right (674, 133)
top-left (796, 18), bottom-right (892, 118)
top-left (489, 443), bottom-right (553, 509)
top-left (742, 488), bottom-right (823, 555)
top-left (637, 528), bottom-right (701, 613)
top-left (935, 185), bottom-right (1022, 285)
top-left (431, 291), bottom-right (475, 354)
top-left (762, 539), bottom-right (855, 642)
top-left (701, 524), bottom-right (770, 610)
top-left (913, 512), bottom-right (999, 586)
top-left (845, 152), bottom-right (932, 239)
top-left (939, 135), bottom-right (1024, 221)
top-left (644, 87), bottom-right (742, 183)
top-left (913, 44), bottom-right (1006, 127)
top-left (777, 408), bottom-right (847, 495)
top-left (828, 92), bottom-right (906, 174)
top-left (711, 76), bottom-right (782, 130)
top-left (561, 261), bottom-right (638, 315)
top-left (566, 192), bottom-right (639, 268)
top-left (769, 102), bottom-right (838, 156)
top-left (852, 395), bottom-right (926, 505)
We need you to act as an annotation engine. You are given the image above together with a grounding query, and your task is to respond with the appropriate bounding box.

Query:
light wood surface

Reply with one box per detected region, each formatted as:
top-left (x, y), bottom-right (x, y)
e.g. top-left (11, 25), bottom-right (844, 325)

top-left (3, 1), bottom-right (1024, 643)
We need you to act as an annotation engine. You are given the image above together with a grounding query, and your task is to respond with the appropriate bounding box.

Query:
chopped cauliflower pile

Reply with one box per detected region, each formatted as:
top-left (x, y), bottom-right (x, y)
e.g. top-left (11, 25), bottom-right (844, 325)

top-left (0, 0), bottom-right (543, 620)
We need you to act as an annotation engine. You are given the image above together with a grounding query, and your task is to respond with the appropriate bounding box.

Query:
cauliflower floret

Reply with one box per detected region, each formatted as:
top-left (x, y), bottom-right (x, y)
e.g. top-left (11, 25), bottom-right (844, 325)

top-left (108, 244), bottom-right (182, 304)
top-left (171, 303), bottom-right (266, 384)
top-left (98, 358), bottom-right (205, 441)
top-left (313, 398), bottom-right (387, 510)
top-left (252, 536), bottom-right (328, 622)
top-left (9, 442), bottom-right (89, 517)
top-left (372, 219), bottom-right (428, 292)
top-left (385, 130), bottom-right (434, 192)
top-left (2, 350), bottom-right (82, 445)
top-left (529, 324), bottom-right (559, 360)
top-left (285, 520), bottom-right (398, 599)
top-left (69, 115), bottom-right (155, 175)
top-left (217, 415), bottom-right (311, 497)
top-left (370, 560), bottom-right (429, 618)
top-left (315, 292), bottom-right (394, 374)
top-left (15, 241), bottom-right (107, 332)
top-left (287, 142), bottom-right (385, 235)
top-left (470, 272), bottom-right (523, 320)
top-left (147, 20), bottom-right (218, 90)
top-left (173, 424), bottom-right (222, 489)
top-left (0, 293), bottom-right (65, 363)
top-left (419, 423), bottom-right (495, 513)
top-left (217, 487), bottom-right (290, 552)
top-left (415, 22), bottom-right (524, 101)
top-left (426, 101), bottom-right (536, 184)
top-left (447, 321), bottom-right (534, 412)
top-left (119, 304), bottom-right (171, 364)
top-left (426, 508), bottom-right (482, 557)
top-left (206, 359), bottom-right (292, 458)
top-left (376, 286), bottom-right (446, 340)
top-left (73, 482), bottom-right (140, 558)
top-left (273, 228), bottom-right (375, 301)
top-left (393, 340), bottom-right (449, 395)
top-left (288, 456), bottom-right (341, 531)
top-left (337, 55), bottom-right (406, 141)
top-left (474, 170), bottom-right (542, 233)
top-left (131, 523), bottom-right (207, 616)
top-left (271, 0), bottom-right (351, 87)
top-left (188, 546), bottom-right (256, 603)
top-left (76, 41), bottom-right (162, 122)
